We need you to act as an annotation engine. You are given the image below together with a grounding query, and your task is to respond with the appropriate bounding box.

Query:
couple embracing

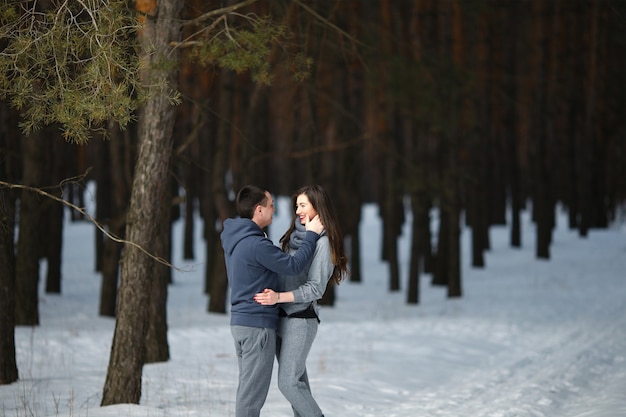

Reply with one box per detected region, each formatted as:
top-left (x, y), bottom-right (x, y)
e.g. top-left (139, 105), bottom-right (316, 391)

top-left (221, 184), bottom-right (349, 417)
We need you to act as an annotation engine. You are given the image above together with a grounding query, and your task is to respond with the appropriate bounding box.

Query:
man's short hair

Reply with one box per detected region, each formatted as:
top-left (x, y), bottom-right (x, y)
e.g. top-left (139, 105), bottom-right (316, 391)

top-left (236, 185), bottom-right (268, 219)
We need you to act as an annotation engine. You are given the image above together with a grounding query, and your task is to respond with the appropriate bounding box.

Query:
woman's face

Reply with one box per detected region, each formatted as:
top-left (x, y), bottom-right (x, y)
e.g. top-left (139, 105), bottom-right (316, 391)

top-left (295, 193), bottom-right (318, 224)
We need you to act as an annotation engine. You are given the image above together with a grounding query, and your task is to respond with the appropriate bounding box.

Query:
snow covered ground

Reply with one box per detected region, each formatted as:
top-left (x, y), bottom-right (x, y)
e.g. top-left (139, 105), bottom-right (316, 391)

top-left (2, 197), bottom-right (626, 417)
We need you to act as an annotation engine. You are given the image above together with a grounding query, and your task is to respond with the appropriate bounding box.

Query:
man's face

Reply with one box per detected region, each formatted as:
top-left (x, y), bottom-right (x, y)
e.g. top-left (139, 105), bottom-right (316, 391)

top-left (257, 191), bottom-right (275, 228)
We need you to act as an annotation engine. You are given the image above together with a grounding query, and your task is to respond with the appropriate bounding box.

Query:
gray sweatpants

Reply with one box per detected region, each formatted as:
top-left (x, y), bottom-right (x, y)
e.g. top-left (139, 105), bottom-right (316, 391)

top-left (276, 317), bottom-right (323, 417)
top-left (231, 325), bottom-right (276, 417)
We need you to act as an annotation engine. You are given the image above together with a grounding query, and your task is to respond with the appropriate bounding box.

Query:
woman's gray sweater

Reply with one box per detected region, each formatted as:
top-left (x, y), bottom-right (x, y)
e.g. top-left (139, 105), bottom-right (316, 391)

top-left (277, 234), bottom-right (333, 317)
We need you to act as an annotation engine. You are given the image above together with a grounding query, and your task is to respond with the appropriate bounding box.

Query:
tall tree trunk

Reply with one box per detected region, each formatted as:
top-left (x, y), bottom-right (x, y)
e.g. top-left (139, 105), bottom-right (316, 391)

top-left (445, 0), bottom-right (463, 298)
top-left (0, 103), bottom-right (20, 384)
top-left (578, 0), bottom-right (601, 237)
top-left (407, 192), bottom-right (428, 304)
top-left (208, 68), bottom-right (235, 314)
top-left (0, 188), bottom-right (18, 384)
top-left (98, 124), bottom-right (133, 317)
top-left (375, 0), bottom-right (402, 292)
top-left (509, 133), bottom-right (522, 248)
top-left (43, 137), bottom-right (66, 294)
top-left (432, 209), bottom-right (449, 287)
top-left (198, 142), bottom-right (216, 298)
top-left (468, 5), bottom-right (491, 267)
top-left (530, 0), bottom-right (552, 259)
top-left (407, 0), bottom-right (435, 283)
top-left (505, 0), bottom-right (523, 249)
top-left (43, 192), bottom-right (64, 293)
top-left (467, 138), bottom-right (487, 268)
top-left (513, 0), bottom-right (535, 250)
top-left (68, 145), bottom-right (85, 222)
top-left (446, 190), bottom-right (462, 298)
top-left (182, 145), bottom-right (197, 261)
top-left (418, 196), bottom-right (434, 275)
top-left (15, 132), bottom-right (46, 326)
top-left (315, 8), bottom-right (340, 305)
top-left (590, 2), bottom-right (608, 229)
top-left (94, 134), bottom-right (113, 275)
top-left (382, 190), bottom-right (402, 292)
top-left (99, 216), bottom-right (124, 317)
top-left (336, 0), bottom-right (364, 285)
top-left (101, 0), bottom-right (182, 405)
top-left (145, 177), bottom-right (172, 363)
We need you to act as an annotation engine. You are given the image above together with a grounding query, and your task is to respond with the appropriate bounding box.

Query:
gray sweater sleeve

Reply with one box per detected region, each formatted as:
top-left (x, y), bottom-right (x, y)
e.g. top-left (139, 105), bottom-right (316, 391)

top-left (292, 236), bottom-right (334, 303)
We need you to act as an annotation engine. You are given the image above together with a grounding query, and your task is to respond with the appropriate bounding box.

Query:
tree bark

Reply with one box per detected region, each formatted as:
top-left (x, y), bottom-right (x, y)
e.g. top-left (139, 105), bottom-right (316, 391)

top-left (445, 0), bottom-right (463, 298)
top-left (15, 132), bottom-right (45, 326)
top-left (208, 68), bottom-right (235, 314)
top-left (98, 125), bottom-right (133, 317)
top-left (0, 102), bottom-right (19, 384)
top-left (382, 192), bottom-right (402, 292)
top-left (530, 0), bottom-right (552, 260)
top-left (182, 149), bottom-right (196, 261)
top-left (578, 0), bottom-right (602, 237)
top-left (504, 0), bottom-right (523, 249)
top-left (407, 192), bottom-right (428, 304)
top-left (446, 193), bottom-right (462, 298)
top-left (43, 137), bottom-right (66, 294)
top-left (99, 216), bottom-right (123, 317)
top-left (432, 209), bottom-right (449, 287)
top-left (93, 137), bottom-right (111, 273)
top-left (0, 188), bottom-right (18, 384)
top-left (101, 0), bottom-right (182, 405)
top-left (145, 177), bottom-right (172, 364)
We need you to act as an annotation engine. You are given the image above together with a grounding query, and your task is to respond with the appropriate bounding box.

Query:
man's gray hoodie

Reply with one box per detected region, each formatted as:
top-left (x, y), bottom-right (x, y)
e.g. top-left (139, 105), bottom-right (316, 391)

top-left (220, 217), bottom-right (320, 329)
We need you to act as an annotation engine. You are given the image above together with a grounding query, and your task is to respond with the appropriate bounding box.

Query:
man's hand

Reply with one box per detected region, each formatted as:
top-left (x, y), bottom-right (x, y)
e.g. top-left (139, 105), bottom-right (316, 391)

top-left (304, 214), bottom-right (324, 235)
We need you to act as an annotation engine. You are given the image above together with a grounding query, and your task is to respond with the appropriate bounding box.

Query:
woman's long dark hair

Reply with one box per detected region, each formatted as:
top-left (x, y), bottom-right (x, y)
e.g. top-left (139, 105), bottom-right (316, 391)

top-left (280, 185), bottom-right (349, 284)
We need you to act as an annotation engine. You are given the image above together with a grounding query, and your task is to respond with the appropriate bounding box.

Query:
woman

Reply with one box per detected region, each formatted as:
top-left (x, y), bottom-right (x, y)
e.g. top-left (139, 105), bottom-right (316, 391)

top-left (254, 185), bottom-right (349, 417)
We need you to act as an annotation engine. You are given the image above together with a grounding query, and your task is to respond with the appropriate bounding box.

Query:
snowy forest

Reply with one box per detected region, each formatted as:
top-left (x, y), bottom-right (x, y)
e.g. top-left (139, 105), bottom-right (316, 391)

top-left (1, 0), bottom-right (625, 409)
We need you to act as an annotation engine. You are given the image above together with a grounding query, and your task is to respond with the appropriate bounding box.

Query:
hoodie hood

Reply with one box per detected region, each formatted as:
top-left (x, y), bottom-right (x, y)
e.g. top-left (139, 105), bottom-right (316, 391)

top-left (221, 218), bottom-right (264, 256)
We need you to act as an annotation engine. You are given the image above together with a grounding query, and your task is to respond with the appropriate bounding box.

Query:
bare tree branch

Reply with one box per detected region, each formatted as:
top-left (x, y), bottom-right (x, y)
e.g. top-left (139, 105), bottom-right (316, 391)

top-left (0, 173), bottom-right (194, 272)
top-left (183, 0), bottom-right (259, 28)
top-left (293, 0), bottom-right (364, 47)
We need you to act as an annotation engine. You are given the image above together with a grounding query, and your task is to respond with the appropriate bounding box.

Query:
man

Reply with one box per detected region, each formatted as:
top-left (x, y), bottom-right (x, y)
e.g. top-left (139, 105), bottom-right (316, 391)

top-left (221, 185), bottom-right (324, 417)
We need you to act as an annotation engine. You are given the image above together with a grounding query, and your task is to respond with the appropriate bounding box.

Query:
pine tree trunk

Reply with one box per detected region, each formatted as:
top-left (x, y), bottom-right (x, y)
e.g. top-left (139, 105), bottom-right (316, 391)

top-left (43, 138), bottom-right (66, 294)
top-left (382, 194), bottom-right (402, 292)
top-left (578, 0), bottom-right (602, 237)
top-left (407, 193), bottom-right (427, 305)
top-left (98, 125), bottom-right (132, 317)
top-left (93, 136), bottom-right (111, 273)
top-left (509, 133), bottom-right (522, 248)
top-left (530, 0), bottom-right (552, 260)
top-left (0, 188), bottom-right (18, 384)
top-left (43, 194), bottom-right (63, 293)
top-left (346, 221), bottom-right (362, 283)
top-left (504, 0), bottom-right (523, 249)
top-left (0, 103), bottom-right (20, 385)
top-left (199, 151), bottom-right (217, 297)
top-left (183, 156), bottom-right (196, 260)
top-left (444, 0), bottom-right (463, 298)
top-left (418, 200), bottom-right (434, 275)
top-left (15, 132), bottom-right (45, 326)
top-left (99, 217), bottom-right (123, 317)
top-left (208, 68), bottom-right (234, 314)
top-left (446, 196), bottom-right (462, 298)
top-left (101, 0), bottom-right (182, 405)
top-left (145, 179), bottom-right (172, 363)
top-left (209, 242), bottom-right (228, 313)
top-left (432, 210), bottom-right (448, 287)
